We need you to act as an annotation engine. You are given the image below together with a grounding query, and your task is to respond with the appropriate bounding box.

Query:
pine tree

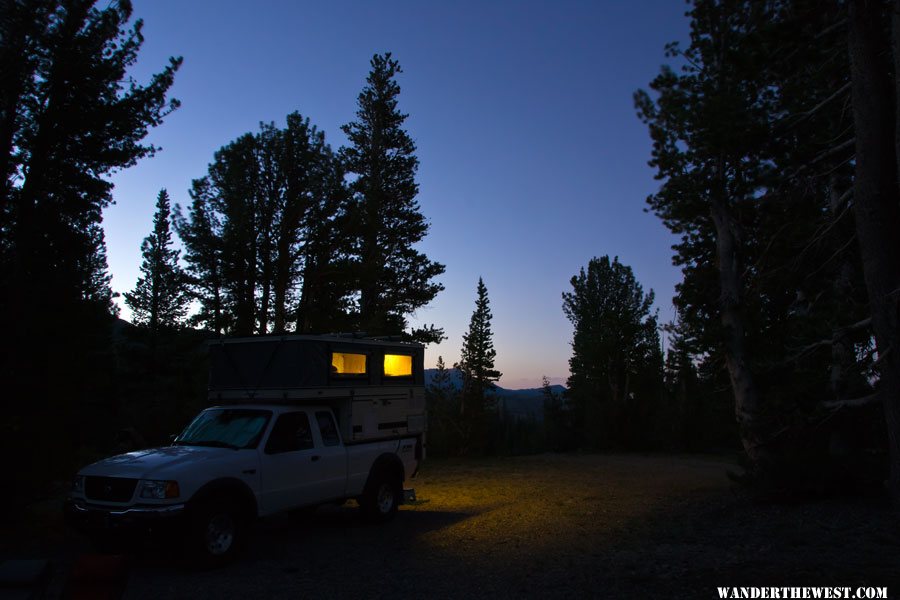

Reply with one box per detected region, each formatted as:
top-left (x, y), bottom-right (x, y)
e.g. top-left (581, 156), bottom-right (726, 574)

top-left (455, 277), bottom-right (501, 453)
top-left (125, 189), bottom-right (188, 333)
top-left (563, 256), bottom-right (661, 449)
top-left (341, 53), bottom-right (445, 343)
top-left (174, 177), bottom-right (226, 334)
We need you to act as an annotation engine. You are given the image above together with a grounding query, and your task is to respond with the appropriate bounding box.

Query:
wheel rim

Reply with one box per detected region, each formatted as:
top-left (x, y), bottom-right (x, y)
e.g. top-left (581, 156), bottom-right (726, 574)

top-left (206, 513), bottom-right (235, 556)
top-left (376, 483), bottom-right (395, 514)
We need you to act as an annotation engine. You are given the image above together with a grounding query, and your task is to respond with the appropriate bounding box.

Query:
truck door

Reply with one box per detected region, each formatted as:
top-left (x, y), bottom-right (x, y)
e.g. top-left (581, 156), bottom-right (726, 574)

top-left (312, 411), bottom-right (348, 501)
top-left (261, 410), bottom-right (321, 513)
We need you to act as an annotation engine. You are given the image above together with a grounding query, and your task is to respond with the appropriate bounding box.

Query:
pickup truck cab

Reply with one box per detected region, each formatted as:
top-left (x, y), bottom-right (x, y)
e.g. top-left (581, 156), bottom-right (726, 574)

top-left (66, 403), bottom-right (420, 563)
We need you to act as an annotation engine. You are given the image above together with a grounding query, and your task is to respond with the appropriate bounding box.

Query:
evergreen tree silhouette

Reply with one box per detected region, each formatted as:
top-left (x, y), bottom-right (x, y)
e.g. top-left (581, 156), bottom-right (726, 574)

top-left (563, 256), bottom-right (661, 449)
top-left (341, 53), bottom-right (445, 342)
top-left (0, 0), bottom-right (180, 496)
top-left (455, 277), bottom-right (501, 453)
top-left (125, 189), bottom-right (189, 333)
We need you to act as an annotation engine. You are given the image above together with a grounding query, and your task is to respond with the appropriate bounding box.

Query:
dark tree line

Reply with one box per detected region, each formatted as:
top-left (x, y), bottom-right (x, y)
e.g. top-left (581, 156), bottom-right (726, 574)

top-left (0, 1), bottom-right (445, 505)
top-left (173, 114), bottom-right (348, 336)
top-left (0, 0), bottom-right (181, 504)
top-left (635, 0), bottom-right (898, 496)
top-left (1, 0), bottom-right (180, 342)
top-left (426, 262), bottom-right (715, 457)
top-left (170, 54), bottom-right (444, 342)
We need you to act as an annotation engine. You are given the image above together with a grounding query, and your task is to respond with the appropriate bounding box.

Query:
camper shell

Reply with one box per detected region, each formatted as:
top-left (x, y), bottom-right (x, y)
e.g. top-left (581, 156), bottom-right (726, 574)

top-left (207, 335), bottom-right (427, 444)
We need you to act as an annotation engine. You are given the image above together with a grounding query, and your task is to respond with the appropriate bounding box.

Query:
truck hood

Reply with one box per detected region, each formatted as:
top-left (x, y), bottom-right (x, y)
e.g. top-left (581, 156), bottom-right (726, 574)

top-left (80, 445), bottom-right (240, 480)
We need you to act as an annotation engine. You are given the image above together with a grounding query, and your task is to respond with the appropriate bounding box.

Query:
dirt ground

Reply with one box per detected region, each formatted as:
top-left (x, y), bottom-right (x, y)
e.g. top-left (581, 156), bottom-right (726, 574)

top-left (5, 453), bottom-right (900, 598)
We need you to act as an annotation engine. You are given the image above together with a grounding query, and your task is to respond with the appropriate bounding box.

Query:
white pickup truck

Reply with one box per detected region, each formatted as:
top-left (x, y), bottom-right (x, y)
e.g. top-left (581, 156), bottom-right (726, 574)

top-left (65, 335), bottom-right (426, 565)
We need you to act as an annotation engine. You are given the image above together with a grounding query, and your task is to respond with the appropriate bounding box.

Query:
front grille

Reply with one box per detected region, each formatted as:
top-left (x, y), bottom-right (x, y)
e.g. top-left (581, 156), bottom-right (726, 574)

top-left (84, 476), bottom-right (138, 502)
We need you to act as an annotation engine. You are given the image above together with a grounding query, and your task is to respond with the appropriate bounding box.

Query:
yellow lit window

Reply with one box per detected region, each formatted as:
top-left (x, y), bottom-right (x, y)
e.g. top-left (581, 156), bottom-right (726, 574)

top-left (331, 352), bottom-right (367, 375)
top-left (384, 354), bottom-right (412, 377)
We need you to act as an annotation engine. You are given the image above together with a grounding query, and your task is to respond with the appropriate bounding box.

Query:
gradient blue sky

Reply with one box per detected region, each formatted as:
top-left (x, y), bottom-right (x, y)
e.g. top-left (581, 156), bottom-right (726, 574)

top-left (105, 0), bottom-right (691, 389)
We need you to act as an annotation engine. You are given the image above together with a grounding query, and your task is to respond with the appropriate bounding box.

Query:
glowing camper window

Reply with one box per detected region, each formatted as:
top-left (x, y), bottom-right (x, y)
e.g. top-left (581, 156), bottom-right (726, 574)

top-left (384, 354), bottom-right (413, 377)
top-left (331, 352), bottom-right (367, 376)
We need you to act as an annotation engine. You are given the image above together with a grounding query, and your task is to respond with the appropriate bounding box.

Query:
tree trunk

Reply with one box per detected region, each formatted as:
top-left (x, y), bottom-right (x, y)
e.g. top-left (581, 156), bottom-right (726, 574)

top-left (849, 0), bottom-right (900, 505)
top-left (272, 229), bottom-right (291, 334)
top-left (709, 159), bottom-right (770, 470)
top-left (296, 253), bottom-right (318, 333)
top-left (828, 179), bottom-right (854, 402)
top-left (895, 0), bottom-right (900, 182)
top-left (211, 267), bottom-right (223, 335)
top-left (273, 268), bottom-right (288, 334)
top-left (258, 275), bottom-right (270, 335)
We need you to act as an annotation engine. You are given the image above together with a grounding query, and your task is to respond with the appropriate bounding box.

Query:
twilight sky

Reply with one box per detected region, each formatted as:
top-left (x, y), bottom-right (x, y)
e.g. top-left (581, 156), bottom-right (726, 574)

top-left (105, 0), bottom-right (691, 389)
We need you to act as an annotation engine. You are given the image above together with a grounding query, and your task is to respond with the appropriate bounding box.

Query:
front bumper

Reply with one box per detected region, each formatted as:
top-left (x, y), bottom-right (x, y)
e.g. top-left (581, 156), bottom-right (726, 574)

top-left (64, 498), bottom-right (186, 534)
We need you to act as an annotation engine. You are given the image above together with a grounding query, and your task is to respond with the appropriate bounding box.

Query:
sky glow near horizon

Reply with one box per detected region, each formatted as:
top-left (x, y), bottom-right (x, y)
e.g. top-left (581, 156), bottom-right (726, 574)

top-left (104, 0), bottom-right (691, 390)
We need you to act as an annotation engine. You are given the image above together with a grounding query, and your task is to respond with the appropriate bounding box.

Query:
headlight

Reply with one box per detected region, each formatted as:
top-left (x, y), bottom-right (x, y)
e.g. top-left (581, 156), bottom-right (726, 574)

top-left (138, 480), bottom-right (180, 499)
top-left (72, 475), bottom-right (85, 494)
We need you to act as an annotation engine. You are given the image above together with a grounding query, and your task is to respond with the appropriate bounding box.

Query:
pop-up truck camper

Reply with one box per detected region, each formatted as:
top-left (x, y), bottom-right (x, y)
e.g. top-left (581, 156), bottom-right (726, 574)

top-left (65, 335), bottom-right (426, 565)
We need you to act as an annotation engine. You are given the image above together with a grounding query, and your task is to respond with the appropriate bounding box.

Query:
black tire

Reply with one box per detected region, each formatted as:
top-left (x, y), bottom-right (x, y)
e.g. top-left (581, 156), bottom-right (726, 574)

top-left (360, 469), bottom-right (400, 523)
top-left (187, 498), bottom-right (246, 568)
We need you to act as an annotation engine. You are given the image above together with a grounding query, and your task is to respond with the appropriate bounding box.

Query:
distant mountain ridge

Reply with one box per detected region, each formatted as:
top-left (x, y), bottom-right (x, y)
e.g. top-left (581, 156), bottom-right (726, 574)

top-left (424, 368), bottom-right (566, 421)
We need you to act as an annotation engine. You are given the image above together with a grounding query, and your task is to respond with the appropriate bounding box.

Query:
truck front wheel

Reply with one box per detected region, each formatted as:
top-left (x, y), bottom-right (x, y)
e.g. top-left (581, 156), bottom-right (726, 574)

top-left (361, 470), bottom-right (400, 522)
top-left (187, 499), bottom-right (246, 567)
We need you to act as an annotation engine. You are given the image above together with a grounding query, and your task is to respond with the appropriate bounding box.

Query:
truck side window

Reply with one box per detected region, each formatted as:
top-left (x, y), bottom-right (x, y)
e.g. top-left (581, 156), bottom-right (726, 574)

top-left (383, 354), bottom-right (412, 377)
top-left (265, 412), bottom-right (315, 454)
top-left (331, 352), bottom-right (367, 376)
top-left (315, 411), bottom-right (340, 446)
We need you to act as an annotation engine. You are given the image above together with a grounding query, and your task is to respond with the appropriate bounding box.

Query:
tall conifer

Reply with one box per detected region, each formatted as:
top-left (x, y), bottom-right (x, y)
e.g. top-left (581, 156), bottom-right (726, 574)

top-left (455, 278), bottom-right (500, 453)
top-left (341, 53), bottom-right (445, 342)
top-left (125, 189), bottom-right (188, 332)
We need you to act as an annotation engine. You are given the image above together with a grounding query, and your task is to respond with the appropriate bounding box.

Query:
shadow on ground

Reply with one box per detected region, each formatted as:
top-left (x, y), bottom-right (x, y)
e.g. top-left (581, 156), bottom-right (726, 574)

top-left (5, 454), bottom-right (900, 599)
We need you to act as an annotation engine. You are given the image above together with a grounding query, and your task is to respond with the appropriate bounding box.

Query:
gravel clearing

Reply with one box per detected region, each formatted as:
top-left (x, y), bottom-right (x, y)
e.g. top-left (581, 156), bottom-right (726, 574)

top-left (6, 453), bottom-right (900, 598)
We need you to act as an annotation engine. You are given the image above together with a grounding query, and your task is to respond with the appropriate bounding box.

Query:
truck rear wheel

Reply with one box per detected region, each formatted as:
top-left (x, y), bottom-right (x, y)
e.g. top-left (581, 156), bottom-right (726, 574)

top-left (361, 470), bottom-right (400, 522)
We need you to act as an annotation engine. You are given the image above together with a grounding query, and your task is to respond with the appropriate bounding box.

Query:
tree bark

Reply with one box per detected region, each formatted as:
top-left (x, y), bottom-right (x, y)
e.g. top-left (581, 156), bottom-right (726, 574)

top-left (828, 178), bottom-right (855, 402)
top-left (895, 0), bottom-right (900, 182)
top-left (849, 0), bottom-right (900, 505)
top-left (710, 158), bottom-right (770, 470)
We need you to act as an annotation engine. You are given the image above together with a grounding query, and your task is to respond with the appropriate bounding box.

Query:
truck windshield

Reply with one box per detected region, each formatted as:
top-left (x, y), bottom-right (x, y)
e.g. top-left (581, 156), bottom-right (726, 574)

top-left (174, 408), bottom-right (272, 450)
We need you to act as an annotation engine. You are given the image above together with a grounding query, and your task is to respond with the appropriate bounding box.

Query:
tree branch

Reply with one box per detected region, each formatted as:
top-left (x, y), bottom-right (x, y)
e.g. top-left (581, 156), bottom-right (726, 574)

top-left (824, 392), bottom-right (880, 409)
top-left (783, 318), bottom-right (872, 363)
top-left (803, 233), bottom-right (858, 281)
top-left (809, 137), bottom-right (856, 166)
top-left (791, 82), bottom-right (852, 123)
top-left (814, 17), bottom-right (848, 41)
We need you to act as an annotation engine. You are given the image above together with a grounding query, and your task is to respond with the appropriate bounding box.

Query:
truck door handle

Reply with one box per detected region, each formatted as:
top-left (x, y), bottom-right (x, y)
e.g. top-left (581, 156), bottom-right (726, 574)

top-left (311, 455), bottom-right (320, 462)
